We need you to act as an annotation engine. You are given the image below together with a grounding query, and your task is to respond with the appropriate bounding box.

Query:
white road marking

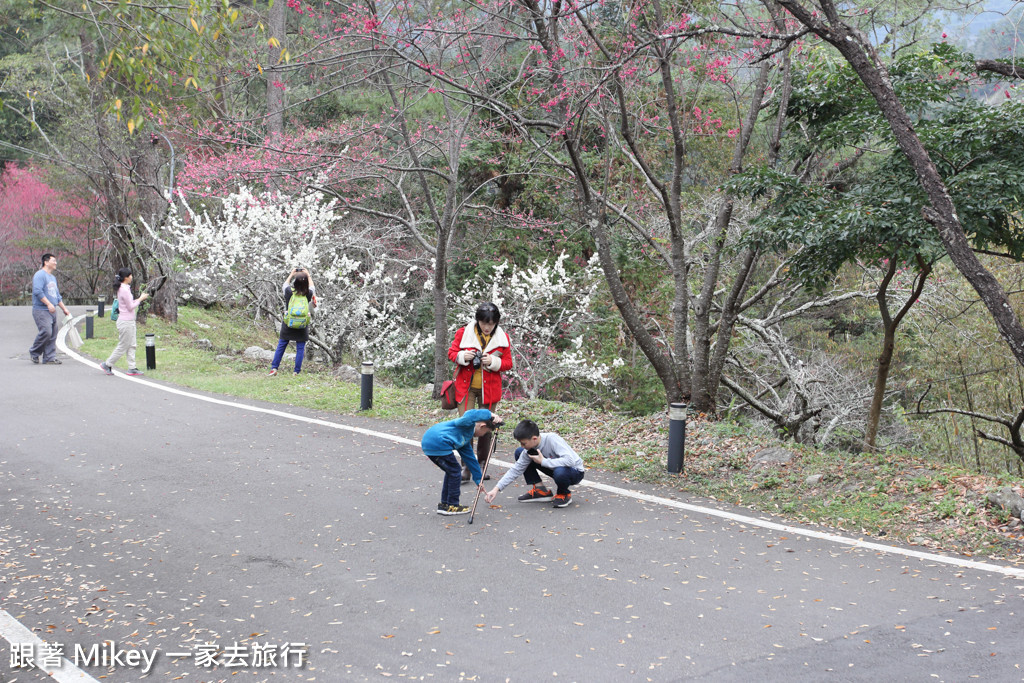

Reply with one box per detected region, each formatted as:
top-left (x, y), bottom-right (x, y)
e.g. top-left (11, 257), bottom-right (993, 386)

top-left (0, 609), bottom-right (101, 682)
top-left (57, 318), bottom-right (1024, 581)
top-left (583, 480), bottom-right (1024, 579)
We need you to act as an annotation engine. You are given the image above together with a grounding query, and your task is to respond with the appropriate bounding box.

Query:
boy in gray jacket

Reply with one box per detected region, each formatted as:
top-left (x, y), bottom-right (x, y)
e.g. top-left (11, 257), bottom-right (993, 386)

top-left (484, 419), bottom-right (585, 508)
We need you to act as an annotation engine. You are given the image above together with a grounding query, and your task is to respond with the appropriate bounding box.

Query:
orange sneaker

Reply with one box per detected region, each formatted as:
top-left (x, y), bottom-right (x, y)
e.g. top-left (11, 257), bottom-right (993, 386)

top-left (517, 486), bottom-right (553, 502)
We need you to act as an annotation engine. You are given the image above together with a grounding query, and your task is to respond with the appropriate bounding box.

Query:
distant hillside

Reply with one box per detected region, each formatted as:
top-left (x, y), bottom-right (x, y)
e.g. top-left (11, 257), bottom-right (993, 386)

top-left (941, 0), bottom-right (1022, 58)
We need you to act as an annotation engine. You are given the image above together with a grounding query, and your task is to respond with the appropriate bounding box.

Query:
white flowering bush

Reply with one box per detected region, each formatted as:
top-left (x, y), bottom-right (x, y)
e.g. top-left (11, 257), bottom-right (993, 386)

top-left (154, 187), bottom-right (612, 387)
top-left (452, 252), bottom-right (611, 399)
top-left (155, 186), bottom-right (419, 360)
top-left (350, 262), bottom-right (432, 369)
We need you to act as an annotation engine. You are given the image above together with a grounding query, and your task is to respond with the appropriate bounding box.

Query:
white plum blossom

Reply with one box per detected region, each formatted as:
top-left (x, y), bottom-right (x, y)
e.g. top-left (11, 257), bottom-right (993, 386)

top-left (155, 186), bottom-right (418, 362)
top-left (166, 186), bottom-right (340, 276)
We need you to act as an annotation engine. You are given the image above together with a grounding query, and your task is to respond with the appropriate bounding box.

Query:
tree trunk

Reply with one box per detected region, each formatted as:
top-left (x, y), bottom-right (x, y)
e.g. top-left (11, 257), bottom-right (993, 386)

top-left (864, 255), bottom-right (930, 449)
top-left (372, 25), bottom-right (465, 396)
top-left (265, 0), bottom-right (286, 140)
top-left (431, 176), bottom-right (461, 398)
top-left (587, 201), bottom-right (686, 402)
top-left (149, 271), bottom-right (177, 321)
top-left (865, 323), bottom-right (897, 450)
top-left (131, 128), bottom-right (178, 322)
top-left (702, 27), bottom-right (794, 408)
top-left (519, 0), bottom-right (688, 403)
top-left (432, 252), bottom-right (449, 398)
top-left (690, 60), bottom-right (772, 413)
top-left (79, 30), bottom-right (132, 270)
top-left (706, 247), bottom-right (758, 403)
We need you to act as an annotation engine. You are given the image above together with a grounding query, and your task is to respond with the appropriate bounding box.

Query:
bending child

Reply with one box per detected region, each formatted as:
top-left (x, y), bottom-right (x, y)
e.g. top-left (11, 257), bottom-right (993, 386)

top-left (484, 419), bottom-right (585, 508)
top-left (421, 409), bottom-right (502, 516)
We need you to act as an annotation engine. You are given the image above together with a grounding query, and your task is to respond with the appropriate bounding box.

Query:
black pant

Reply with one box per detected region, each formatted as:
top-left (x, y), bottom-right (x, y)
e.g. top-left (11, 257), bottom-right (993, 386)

top-left (513, 447), bottom-right (585, 494)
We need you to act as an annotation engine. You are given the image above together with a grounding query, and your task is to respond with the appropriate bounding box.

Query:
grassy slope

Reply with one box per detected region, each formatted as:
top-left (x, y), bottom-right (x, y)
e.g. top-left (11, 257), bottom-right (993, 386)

top-left (76, 306), bottom-right (1024, 564)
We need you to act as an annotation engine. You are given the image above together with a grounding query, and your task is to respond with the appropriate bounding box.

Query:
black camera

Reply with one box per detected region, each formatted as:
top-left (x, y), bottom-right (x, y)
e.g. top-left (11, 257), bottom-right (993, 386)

top-left (471, 351), bottom-right (482, 369)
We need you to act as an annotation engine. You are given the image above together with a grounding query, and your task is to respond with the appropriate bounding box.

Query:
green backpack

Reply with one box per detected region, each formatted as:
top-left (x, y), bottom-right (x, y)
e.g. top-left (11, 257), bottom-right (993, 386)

top-left (284, 291), bottom-right (311, 329)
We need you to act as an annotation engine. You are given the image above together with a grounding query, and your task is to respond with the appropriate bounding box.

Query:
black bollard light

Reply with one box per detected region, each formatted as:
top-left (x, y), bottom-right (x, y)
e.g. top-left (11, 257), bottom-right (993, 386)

top-left (85, 309), bottom-right (94, 339)
top-left (145, 333), bottom-right (156, 370)
top-left (360, 361), bottom-right (374, 410)
top-left (667, 402), bottom-right (687, 474)
top-left (97, 295), bottom-right (105, 318)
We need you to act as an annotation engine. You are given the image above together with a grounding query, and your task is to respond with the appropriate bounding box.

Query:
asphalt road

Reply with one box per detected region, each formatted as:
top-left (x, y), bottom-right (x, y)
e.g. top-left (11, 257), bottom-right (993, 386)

top-left (1, 305), bottom-right (1022, 682)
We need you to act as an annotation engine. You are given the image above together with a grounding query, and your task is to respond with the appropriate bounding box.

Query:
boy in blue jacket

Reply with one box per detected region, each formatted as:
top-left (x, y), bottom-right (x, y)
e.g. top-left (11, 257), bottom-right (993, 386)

top-left (421, 409), bottom-right (502, 515)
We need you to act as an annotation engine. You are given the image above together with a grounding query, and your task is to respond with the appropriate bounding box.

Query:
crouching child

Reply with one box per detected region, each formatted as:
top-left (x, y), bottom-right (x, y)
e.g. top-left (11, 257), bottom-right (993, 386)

top-left (484, 419), bottom-right (585, 508)
top-left (422, 409), bottom-right (501, 516)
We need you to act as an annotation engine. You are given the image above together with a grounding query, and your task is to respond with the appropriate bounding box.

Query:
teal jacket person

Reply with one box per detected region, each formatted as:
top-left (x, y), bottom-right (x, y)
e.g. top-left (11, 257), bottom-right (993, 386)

top-left (421, 409), bottom-right (493, 485)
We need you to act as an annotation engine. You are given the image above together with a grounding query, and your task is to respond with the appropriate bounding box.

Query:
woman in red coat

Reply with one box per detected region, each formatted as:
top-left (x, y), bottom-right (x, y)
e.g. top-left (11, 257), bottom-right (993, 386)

top-left (448, 302), bottom-right (513, 480)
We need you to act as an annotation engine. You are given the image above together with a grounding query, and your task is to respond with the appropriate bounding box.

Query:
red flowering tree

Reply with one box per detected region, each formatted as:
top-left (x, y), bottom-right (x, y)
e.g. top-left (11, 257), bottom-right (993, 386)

top-left (0, 165), bottom-right (102, 303)
top-left (341, 0), bottom-right (811, 412)
top-left (492, 0), bottom-right (800, 413)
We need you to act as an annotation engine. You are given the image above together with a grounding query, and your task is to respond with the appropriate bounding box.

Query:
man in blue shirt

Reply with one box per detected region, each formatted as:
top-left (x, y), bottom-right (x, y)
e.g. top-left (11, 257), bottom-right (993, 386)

top-left (29, 253), bottom-right (71, 364)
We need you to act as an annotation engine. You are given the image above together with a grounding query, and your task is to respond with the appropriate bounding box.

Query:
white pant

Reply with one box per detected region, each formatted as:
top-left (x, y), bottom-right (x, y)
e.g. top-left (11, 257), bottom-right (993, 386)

top-left (105, 319), bottom-right (137, 369)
